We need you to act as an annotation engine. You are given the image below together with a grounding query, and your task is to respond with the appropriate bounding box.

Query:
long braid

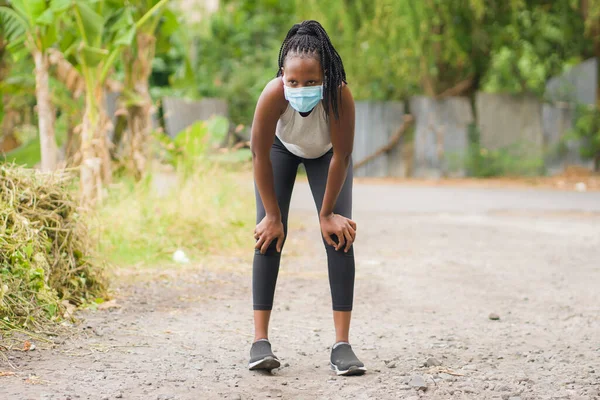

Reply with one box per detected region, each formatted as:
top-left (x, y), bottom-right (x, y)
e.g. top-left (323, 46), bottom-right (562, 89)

top-left (276, 20), bottom-right (347, 120)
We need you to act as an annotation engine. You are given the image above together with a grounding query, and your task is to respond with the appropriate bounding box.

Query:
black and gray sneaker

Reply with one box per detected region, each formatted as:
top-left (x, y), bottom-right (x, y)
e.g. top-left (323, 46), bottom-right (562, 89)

top-left (248, 339), bottom-right (281, 371)
top-left (330, 342), bottom-right (367, 376)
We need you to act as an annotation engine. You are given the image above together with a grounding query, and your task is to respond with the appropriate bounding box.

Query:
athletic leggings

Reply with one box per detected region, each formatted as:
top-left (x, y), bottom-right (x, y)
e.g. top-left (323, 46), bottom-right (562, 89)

top-left (253, 136), bottom-right (355, 312)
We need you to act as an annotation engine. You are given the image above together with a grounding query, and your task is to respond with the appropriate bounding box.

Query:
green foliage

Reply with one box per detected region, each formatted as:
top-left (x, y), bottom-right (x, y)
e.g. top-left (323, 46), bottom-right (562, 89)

top-left (296, 0), bottom-right (496, 98)
top-left (0, 0), bottom-right (70, 59)
top-left (172, 121), bottom-right (209, 163)
top-left (205, 114), bottom-right (229, 147)
top-left (63, 0), bottom-right (168, 90)
top-left (567, 104), bottom-right (600, 170)
top-left (154, 115), bottom-right (231, 171)
top-left (296, 0), bottom-right (418, 99)
top-left (481, 3), bottom-right (588, 95)
top-left (185, 0), bottom-right (295, 125)
top-left (0, 7), bottom-right (27, 57)
top-left (296, 0), bottom-right (591, 99)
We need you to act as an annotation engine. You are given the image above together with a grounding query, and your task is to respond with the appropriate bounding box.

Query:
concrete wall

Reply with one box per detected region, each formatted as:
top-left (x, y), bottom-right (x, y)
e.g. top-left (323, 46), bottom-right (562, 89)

top-left (410, 96), bottom-right (473, 178)
top-left (546, 58), bottom-right (597, 106)
top-left (353, 101), bottom-right (407, 177)
top-left (162, 97), bottom-right (228, 138)
top-left (476, 92), bottom-right (544, 156)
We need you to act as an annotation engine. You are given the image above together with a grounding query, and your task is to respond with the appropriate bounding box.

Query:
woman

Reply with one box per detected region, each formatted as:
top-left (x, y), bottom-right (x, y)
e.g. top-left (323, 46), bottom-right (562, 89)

top-left (249, 20), bottom-right (366, 376)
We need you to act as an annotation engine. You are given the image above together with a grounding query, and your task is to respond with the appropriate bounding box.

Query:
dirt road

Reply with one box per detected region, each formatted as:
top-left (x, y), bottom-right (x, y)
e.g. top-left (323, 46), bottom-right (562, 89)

top-left (2, 183), bottom-right (600, 400)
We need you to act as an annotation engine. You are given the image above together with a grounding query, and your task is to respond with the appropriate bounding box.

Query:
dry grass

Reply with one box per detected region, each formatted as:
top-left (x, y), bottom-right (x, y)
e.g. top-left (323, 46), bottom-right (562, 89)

top-left (0, 164), bottom-right (108, 337)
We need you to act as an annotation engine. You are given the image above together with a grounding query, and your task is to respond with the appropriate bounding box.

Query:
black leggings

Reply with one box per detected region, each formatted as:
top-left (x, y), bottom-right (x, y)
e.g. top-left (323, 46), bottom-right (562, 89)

top-left (253, 136), bottom-right (355, 312)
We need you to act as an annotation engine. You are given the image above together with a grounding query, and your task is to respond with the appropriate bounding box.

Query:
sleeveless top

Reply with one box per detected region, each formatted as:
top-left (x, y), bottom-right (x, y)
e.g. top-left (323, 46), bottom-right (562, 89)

top-left (275, 101), bottom-right (332, 159)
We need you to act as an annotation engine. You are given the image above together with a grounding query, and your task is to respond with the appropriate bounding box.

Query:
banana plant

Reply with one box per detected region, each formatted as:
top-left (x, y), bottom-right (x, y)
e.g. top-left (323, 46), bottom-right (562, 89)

top-left (0, 0), bottom-right (70, 171)
top-left (64, 0), bottom-right (169, 206)
top-left (119, 1), bottom-right (178, 180)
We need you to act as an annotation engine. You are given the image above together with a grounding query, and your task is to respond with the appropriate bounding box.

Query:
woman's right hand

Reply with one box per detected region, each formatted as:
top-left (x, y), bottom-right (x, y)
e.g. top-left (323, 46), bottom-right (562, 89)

top-left (254, 215), bottom-right (285, 254)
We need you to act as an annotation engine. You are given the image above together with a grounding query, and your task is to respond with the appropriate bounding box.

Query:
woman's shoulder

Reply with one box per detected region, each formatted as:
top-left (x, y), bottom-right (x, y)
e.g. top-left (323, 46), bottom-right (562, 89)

top-left (257, 77), bottom-right (287, 114)
top-left (261, 77), bottom-right (286, 103)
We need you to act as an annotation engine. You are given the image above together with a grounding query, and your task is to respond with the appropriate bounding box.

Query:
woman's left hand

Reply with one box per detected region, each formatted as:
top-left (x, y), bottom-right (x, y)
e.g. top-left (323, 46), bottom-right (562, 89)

top-left (319, 213), bottom-right (357, 252)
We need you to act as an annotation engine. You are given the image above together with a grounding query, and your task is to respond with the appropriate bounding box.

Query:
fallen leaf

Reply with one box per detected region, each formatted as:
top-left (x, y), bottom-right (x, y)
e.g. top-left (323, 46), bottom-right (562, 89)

top-left (25, 377), bottom-right (48, 384)
top-left (426, 366), bottom-right (465, 376)
top-left (62, 300), bottom-right (77, 318)
top-left (438, 368), bottom-right (464, 376)
top-left (0, 371), bottom-right (16, 377)
top-left (97, 300), bottom-right (121, 310)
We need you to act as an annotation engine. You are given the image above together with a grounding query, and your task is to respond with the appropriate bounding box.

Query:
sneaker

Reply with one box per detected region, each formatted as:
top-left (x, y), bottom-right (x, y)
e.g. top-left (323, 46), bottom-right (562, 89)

top-left (248, 339), bottom-right (281, 371)
top-left (330, 342), bottom-right (367, 376)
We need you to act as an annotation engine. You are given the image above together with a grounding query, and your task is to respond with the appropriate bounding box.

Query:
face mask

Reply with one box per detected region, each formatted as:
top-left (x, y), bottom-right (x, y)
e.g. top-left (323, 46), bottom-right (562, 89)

top-left (283, 85), bottom-right (323, 113)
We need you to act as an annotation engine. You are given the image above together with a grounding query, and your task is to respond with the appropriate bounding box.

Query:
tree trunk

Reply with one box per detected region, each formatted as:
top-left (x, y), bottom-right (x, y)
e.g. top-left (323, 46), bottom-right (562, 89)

top-left (80, 98), bottom-right (102, 207)
top-left (125, 33), bottom-right (156, 180)
top-left (96, 88), bottom-right (113, 184)
top-left (65, 115), bottom-right (81, 166)
top-left (79, 85), bottom-right (112, 207)
top-left (33, 50), bottom-right (58, 172)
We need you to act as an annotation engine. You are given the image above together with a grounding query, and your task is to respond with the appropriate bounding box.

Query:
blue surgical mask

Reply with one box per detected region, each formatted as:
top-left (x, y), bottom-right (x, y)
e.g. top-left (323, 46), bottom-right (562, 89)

top-left (284, 85), bottom-right (323, 113)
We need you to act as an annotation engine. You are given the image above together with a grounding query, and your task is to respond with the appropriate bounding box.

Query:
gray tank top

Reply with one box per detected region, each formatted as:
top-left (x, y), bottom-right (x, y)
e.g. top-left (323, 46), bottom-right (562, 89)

top-left (275, 102), bottom-right (331, 159)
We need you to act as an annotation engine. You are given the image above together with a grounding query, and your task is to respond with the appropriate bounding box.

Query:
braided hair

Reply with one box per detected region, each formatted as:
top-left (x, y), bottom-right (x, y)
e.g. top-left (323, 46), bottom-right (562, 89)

top-left (276, 20), bottom-right (347, 120)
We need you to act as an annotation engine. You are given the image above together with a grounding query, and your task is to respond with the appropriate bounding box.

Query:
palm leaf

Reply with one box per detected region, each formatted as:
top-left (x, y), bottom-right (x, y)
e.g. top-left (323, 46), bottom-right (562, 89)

top-left (159, 8), bottom-right (179, 36)
top-left (79, 44), bottom-right (109, 67)
top-left (50, 0), bottom-right (71, 13)
top-left (73, 0), bottom-right (104, 47)
top-left (36, 8), bottom-right (54, 26)
top-left (0, 6), bottom-right (28, 41)
top-left (114, 26), bottom-right (135, 47)
top-left (9, 0), bottom-right (46, 27)
top-left (108, 7), bottom-right (134, 32)
top-left (40, 23), bottom-right (58, 50)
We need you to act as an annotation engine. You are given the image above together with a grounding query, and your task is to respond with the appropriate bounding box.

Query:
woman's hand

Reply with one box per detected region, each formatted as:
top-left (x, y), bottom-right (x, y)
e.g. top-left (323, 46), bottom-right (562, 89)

top-left (254, 215), bottom-right (285, 254)
top-left (319, 213), bottom-right (357, 252)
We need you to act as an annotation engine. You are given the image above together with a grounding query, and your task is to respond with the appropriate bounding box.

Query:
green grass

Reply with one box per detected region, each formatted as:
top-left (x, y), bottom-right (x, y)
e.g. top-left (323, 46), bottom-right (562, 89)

top-left (93, 162), bottom-right (255, 267)
top-left (2, 120), bottom-right (68, 168)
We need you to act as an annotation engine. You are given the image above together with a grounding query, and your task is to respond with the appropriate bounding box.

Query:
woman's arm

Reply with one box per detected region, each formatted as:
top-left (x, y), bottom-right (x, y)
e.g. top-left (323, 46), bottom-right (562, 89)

top-left (319, 85), bottom-right (357, 252)
top-left (320, 84), bottom-right (355, 218)
top-left (250, 78), bottom-right (288, 253)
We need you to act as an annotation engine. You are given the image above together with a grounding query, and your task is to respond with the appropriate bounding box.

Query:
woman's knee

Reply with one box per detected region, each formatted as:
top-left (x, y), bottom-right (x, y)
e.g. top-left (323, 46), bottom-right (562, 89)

top-left (254, 234), bottom-right (288, 256)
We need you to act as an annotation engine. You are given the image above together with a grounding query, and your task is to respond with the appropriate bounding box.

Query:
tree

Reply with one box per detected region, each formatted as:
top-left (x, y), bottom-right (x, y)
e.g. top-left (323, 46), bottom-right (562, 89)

top-left (295, 0), bottom-right (587, 99)
top-left (63, 0), bottom-right (169, 206)
top-left (120, 1), bottom-right (177, 180)
top-left (0, 0), bottom-right (69, 171)
top-left (480, 1), bottom-right (587, 95)
top-left (0, 9), bottom-right (21, 153)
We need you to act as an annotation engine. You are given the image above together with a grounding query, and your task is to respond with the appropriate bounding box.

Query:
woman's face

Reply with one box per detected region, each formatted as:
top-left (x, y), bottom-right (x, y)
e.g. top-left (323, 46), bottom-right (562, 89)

top-left (282, 56), bottom-right (323, 88)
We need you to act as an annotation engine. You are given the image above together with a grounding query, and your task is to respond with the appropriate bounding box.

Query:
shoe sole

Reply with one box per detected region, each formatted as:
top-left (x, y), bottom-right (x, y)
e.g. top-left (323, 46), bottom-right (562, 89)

top-left (330, 362), bottom-right (367, 376)
top-left (248, 356), bottom-right (281, 371)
